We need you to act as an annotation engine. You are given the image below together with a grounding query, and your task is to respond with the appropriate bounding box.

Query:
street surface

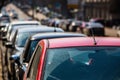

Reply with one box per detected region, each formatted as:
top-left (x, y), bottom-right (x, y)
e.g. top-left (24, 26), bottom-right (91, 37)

top-left (105, 27), bottom-right (119, 37)
top-left (0, 3), bottom-right (119, 80)
top-left (6, 3), bottom-right (30, 20)
top-left (0, 41), bottom-right (3, 80)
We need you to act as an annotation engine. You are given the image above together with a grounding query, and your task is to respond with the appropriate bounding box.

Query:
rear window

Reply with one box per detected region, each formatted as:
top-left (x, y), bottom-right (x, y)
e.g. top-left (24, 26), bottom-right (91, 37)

top-left (16, 32), bottom-right (40, 47)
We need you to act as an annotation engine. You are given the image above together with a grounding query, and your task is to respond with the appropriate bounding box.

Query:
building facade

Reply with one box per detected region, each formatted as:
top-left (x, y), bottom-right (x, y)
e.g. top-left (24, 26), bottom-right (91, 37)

top-left (13, 0), bottom-right (120, 21)
top-left (79, 0), bottom-right (111, 21)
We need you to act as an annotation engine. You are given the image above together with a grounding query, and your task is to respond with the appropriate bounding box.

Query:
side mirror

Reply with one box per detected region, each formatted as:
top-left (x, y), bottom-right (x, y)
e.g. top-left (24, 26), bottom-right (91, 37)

top-left (23, 63), bottom-right (28, 69)
top-left (10, 55), bottom-right (21, 66)
top-left (2, 36), bottom-right (7, 41)
top-left (5, 42), bottom-right (14, 48)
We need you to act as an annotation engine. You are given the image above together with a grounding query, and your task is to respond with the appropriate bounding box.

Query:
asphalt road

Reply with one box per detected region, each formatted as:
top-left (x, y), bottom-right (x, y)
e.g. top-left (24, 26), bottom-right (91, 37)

top-left (6, 3), bottom-right (30, 20)
top-left (105, 27), bottom-right (119, 37)
top-left (0, 40), bottom-right (7, 80)
top-left (0, 41), bottom-right (3, 80)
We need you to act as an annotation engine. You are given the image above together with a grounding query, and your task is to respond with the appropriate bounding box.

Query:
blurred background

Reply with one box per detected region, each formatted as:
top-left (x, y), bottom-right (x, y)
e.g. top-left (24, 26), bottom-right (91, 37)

top-left (0, 0), bottom-right (120, 80)
top-left (0, 0), bottom-right (120, 38)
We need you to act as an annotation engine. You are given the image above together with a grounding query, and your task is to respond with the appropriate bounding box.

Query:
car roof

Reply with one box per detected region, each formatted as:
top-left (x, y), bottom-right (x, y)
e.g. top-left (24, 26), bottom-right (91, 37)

top-left (10, 20), bottom-right (40, 25)
top-left (42, 37), bottom-right (120, 48)
top-left (30, 32), bottom-right (86, 40)
top-left (12, 25), bottom-right (39, 30)
top-left (17, 26), bottom-right (64, 33)
top-left (86, 22), bottom-right (103, 28)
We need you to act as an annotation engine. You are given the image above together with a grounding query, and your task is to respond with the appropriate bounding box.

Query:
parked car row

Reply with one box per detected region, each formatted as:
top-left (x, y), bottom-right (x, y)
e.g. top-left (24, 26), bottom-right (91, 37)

top-left (12, 32), bottom-right (86, 80)
top-left (6, 26), bottom-right (64, 80)
top-left (23, 37), bottom-right (120, 80)
top-left (0, 8), bottom-right (19, 40)
top-left (0, 19), bottom-right (87, 80)
top-left (41, 18), bottom-right (105, 36)
top-left (1, 19), bottom-right (120, 80)
top-left (1, 20), bottom-right (41, 45)
top-left (0, 13), bottom-right (11, 39)
top-left (1, 4), bottom-right (120, 80)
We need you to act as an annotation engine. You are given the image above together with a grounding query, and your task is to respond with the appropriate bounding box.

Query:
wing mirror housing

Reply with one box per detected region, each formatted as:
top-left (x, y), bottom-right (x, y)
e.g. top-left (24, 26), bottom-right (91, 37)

top-left (5, 42), bottom-right (14, 48)
top-left (10, 54), bottom-right (21, 66)
top-left (23, 63), bottom-right (28, 70)
top-left (2, 36), bottom-right (7, 41)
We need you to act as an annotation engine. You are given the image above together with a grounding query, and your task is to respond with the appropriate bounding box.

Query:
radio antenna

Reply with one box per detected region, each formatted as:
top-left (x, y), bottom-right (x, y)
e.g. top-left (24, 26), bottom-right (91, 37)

top-left (54, 25), bottom-right (57, 32)
top-left (54, 19), bottom-right (57, 32)
top-left (88, 16), bottom-right (97, 45)
top-left (90, 29), bottom-right (97, 45)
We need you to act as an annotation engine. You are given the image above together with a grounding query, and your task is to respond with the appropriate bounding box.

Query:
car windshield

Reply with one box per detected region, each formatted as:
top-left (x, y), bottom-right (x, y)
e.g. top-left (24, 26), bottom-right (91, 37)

top-left (16, 32), bottom-right (39, 47)
top-left (44, 46), bottom-right (120, 80)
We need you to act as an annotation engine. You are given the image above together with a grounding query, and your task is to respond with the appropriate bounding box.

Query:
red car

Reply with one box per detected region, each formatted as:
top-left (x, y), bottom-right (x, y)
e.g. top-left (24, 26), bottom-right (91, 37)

top-left (24, 37), bottom-right (120, 80)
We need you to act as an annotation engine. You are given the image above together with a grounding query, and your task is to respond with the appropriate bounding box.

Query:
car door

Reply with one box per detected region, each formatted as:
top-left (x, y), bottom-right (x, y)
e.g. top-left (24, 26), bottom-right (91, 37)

top-left (26, 45), bottom-right (43, 80)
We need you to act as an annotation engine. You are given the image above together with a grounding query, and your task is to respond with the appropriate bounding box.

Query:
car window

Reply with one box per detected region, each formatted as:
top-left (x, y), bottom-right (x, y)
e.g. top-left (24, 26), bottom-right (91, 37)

top-left (27, 46), bottom-right (42, 80)
top-left (11, 24), bottom-right (39, 31)
top-left (9, 30), bottom-right (16, 41)
top-left (4, 24), bottom-right (9, 32)
top-left (6, 24), bottom-right (12, 38)
top-left (6, 24), bottom-right (39, 39)
top-left (25, 40), bottom-right (39, 62)
top-left (15, 32), bottom-right (40, 47)
top-left (43, 47), bottom-right (120, 80)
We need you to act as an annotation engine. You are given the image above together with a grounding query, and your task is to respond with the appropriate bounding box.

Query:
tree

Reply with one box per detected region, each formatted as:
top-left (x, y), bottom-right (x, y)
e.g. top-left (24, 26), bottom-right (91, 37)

top-left (109, 0), bottom-right (120, 14)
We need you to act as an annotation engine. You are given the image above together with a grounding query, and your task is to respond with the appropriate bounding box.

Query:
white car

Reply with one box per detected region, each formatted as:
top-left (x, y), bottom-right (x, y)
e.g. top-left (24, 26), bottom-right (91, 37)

top-left (6, 20), bottom-right (41, 38)
top-left (2, 20), bottom-right (41, 44)
top-left (83, 22), bottom-right (105, 36)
